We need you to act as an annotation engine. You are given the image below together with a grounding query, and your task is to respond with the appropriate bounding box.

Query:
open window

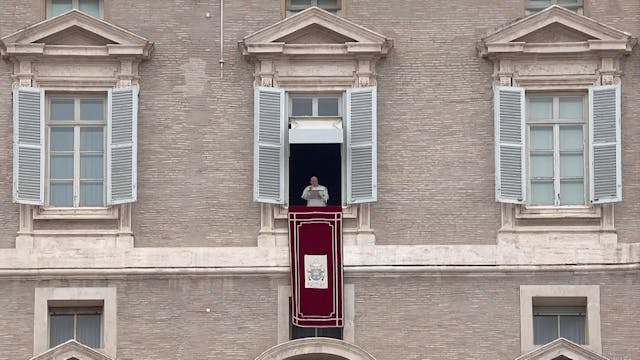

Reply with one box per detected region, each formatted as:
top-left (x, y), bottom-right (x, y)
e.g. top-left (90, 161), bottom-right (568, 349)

top-left (241, 7), bottom-right (392, 246)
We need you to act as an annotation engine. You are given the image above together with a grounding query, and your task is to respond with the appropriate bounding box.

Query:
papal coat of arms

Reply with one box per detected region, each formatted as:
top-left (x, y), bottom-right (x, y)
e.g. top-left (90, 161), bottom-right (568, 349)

top-left (304, 254), bottom-right (328, 289)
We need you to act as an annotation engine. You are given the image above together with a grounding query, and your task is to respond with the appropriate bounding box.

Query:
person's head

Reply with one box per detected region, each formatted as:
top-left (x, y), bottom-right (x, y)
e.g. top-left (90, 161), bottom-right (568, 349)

top-left (310, 176), bottom-right (318, 187)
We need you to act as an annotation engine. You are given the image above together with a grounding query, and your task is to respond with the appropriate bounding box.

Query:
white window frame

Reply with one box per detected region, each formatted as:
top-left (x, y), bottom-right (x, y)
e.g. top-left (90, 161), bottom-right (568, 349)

top-left (525, 94), bottom-right (588, 207)
top-left (289, 94), bottom-right (343, 118)
top-left (46, 95), bottom-right (107, 208)
top-left (34, 287), bottom-right (117, 357)
top-left (520, 285), bottom-right (601, 354)
top-left (525, 0), bottom-right (583, 15)
top-left (46, 0), bottom-right (104, 18)
top-left (285, 0), bottom-right (342, 16)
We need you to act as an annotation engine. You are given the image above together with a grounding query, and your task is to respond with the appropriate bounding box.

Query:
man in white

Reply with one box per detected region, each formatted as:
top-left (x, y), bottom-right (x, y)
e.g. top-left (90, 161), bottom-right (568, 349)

top-left (301, 176), bottom-right (329, 206)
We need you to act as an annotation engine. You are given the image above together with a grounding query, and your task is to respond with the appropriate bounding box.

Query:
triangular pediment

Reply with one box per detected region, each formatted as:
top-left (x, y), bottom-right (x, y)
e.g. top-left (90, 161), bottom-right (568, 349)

top-left (515, 338), bottom-right (609, 360)
top-left (1, 9), bottom-right (152, 58)
top-left (35, 26), bottom-right (116, 46)
top-left (275, 24), bottom-right (356, 44)
top-left (240, 7), bottom-right (392, 57)
top-left (480, 5), bottom-right (635, 56)
top-left (29, 340), bottom-right (113, 360)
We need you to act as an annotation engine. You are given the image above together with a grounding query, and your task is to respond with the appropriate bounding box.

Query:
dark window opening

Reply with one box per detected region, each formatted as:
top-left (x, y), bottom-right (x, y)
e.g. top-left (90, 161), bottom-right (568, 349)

top-left (289, 143), bottom-right (341, 206)
top-left (289, 298), bottom-right (343, 340)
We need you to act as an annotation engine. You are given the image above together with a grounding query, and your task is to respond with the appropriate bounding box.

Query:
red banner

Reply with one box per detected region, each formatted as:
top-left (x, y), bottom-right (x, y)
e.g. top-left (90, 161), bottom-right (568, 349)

top-left (289, 206), bottom-right (343, 327)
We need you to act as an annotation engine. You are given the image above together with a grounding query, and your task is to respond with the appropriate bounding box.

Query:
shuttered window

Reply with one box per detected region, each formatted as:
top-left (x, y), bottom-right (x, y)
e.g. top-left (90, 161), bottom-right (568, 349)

top-left (494, 85), bottom-right (621, 206)
top-left (12, 86), bottom-right (139, 207)
top-left (253, 86), bottom-right (377, 205)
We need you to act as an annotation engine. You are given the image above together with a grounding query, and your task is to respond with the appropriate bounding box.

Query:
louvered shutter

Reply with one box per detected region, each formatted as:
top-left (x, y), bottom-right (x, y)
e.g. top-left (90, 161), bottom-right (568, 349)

top-left (107, 87), bottom-right (138, 205)
top-left (254, 87), bottom-right (286, 204)
top-left (589, 84), bottom-right (621, 204)
top-left (12, 87), bottom-right (45, 205)
top-left (346, 86), bottom-right (377, 204)
top-left (494, 86), bottom-right (525, 203)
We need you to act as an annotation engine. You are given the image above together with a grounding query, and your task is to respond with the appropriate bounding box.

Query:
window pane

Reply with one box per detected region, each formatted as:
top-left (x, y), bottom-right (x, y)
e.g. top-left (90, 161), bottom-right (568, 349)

top-left (50, 98), bottom-right (75, 121)
top-left (80, 99), bottom-right (104, 121)
top-left (77, 314), bottom-right (101, 347)
top-left (531, 155), bottom-right (553, 178)
top-left (560, 154), bottom-right (583, 177)
top-left (80, 128), bottom-right (104, 151)
top-left (559, 126), bottom-right (583, 151)
top-left (529, 98), bottom-right (553, 120)
top-left (50, 182), bottom-right (73, 206)
top-left (531, 181), bottom-right (554, 205)
top-left (557, 0), bottom-right (580, 6)
top-left (317, 0), bottom-right (339, 8)
top-left (49, 313), bottom-right (74, 347)
top-left (530, 127), bottom-right (553, 150)
top-left (291, 0), bottom-right (311, 5)
top-left (50, 155), bottom-right (74, 179)
top-left (50, 0), bottom-right (73, 16)
top-left (292, 98), bottom-right (313, 116)
top-left (80, 182), bottom-right (104, 206)
top-left (527, 0), bottom-right (551, 8)
top-left (560, 180), bottom-right (584, 205)
top-left (317, 98), bottom-right (339, 116)
top-left (78, 0), bottom-right (101, 17)
top-left (533, 315), bottom-right (558, 345)
top-left (559, 97), bottom-right (583, 120)
top-left (50, 127), bottom-right (74, 151)
top-left (560, 315), bottom-right (585, 344)
top-left (81, 155), bottom-right (103, 178)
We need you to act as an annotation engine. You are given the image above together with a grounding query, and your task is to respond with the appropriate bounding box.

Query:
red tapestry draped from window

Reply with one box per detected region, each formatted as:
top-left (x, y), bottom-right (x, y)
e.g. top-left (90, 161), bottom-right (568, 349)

top-left (289, 206), bottom-right (343, 327)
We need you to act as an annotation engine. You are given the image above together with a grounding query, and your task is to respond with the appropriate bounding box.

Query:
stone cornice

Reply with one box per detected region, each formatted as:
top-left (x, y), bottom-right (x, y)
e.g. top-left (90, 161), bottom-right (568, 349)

top-left (239, 6), bottom-right (392, 59)
top-left (479, 5), bottom-right (635, 58)
top-left (30, 340), bottom-right (113, 360)
top-left (515, 338), bottom-right (609, 360)
top-left (0, 9), bottom-right (153, 59)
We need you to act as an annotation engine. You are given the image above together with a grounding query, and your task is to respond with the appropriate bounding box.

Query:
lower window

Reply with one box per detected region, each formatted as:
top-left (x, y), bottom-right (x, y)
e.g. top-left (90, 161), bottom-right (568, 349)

top-left (289, 298), bottom-right (343, 340)
top-left (533, 305), bottom-right (586, 345)
top-left (49, 303), bottom-right (102, 348)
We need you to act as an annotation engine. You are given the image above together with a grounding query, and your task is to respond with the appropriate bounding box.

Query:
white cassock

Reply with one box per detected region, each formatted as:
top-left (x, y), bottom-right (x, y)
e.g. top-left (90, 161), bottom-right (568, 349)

top-left (301, 185), bottom-right (329, 206)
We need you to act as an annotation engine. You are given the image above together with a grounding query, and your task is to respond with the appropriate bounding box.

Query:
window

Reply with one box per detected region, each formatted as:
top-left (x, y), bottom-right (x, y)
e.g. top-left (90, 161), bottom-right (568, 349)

top-left (47, 0), bottom-right (103, 18)
top-left (286, 0), bottom-right (342, 15)
top-left (533, 305), bottom-right (586, 345)
top-left (527, 95), bottom-right (586, 206)
top-left (494, 85), bottom-right (620, 207)
top-left (34, 287), bottom-right (117, 357)
top-left (49, 303), bottom-right (103, 348)
top-left (47, 96), bottom-right (106, 207)
top-left (525, 0), bottom-right (583, 14)
top-left (13, 87), bottom-right (138, 208)
top-left (520, 285), bottom-right (601, 354)
top-left (254, 87), bottom-right (376, 206)
top-left (289, 298), bottom-right (343, 340)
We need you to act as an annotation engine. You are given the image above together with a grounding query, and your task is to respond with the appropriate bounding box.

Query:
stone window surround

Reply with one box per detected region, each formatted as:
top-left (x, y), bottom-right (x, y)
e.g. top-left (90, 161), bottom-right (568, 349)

top-left (1, 10), bottom-right (152, 248)
top-left (520, 285), bottom-right (601, 354)
top-left (278, 284), bottom-right (354, 344)
top-left (34, 287), bottom-right (117, 358)
top-left (479, 6), bottom-right (635, 237)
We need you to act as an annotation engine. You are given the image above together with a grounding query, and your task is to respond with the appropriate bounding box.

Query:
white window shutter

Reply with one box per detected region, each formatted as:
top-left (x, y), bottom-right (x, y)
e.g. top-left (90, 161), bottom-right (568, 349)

top-left (589, 84), bottom-right (621, 204)
top-left (107, 87), bottom-right (138, 205)
top-left (346, 86), bottom-right (377, 204)
top-left (254, 86), bottom-right (286, 204)
top-left (13, 87), bottom-right (45, 205)
top-left (494, 86), bottom-right (525, 203)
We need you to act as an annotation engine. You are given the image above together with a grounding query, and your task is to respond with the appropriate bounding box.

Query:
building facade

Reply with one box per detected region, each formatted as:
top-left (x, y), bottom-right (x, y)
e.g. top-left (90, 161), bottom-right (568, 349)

top-left (0, 0), bottom-right (638, 359)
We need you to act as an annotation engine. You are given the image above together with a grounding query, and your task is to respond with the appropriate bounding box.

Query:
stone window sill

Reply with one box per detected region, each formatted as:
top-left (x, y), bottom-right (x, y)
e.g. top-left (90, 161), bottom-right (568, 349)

top-left (33, 206), bottom-right (118, 220)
